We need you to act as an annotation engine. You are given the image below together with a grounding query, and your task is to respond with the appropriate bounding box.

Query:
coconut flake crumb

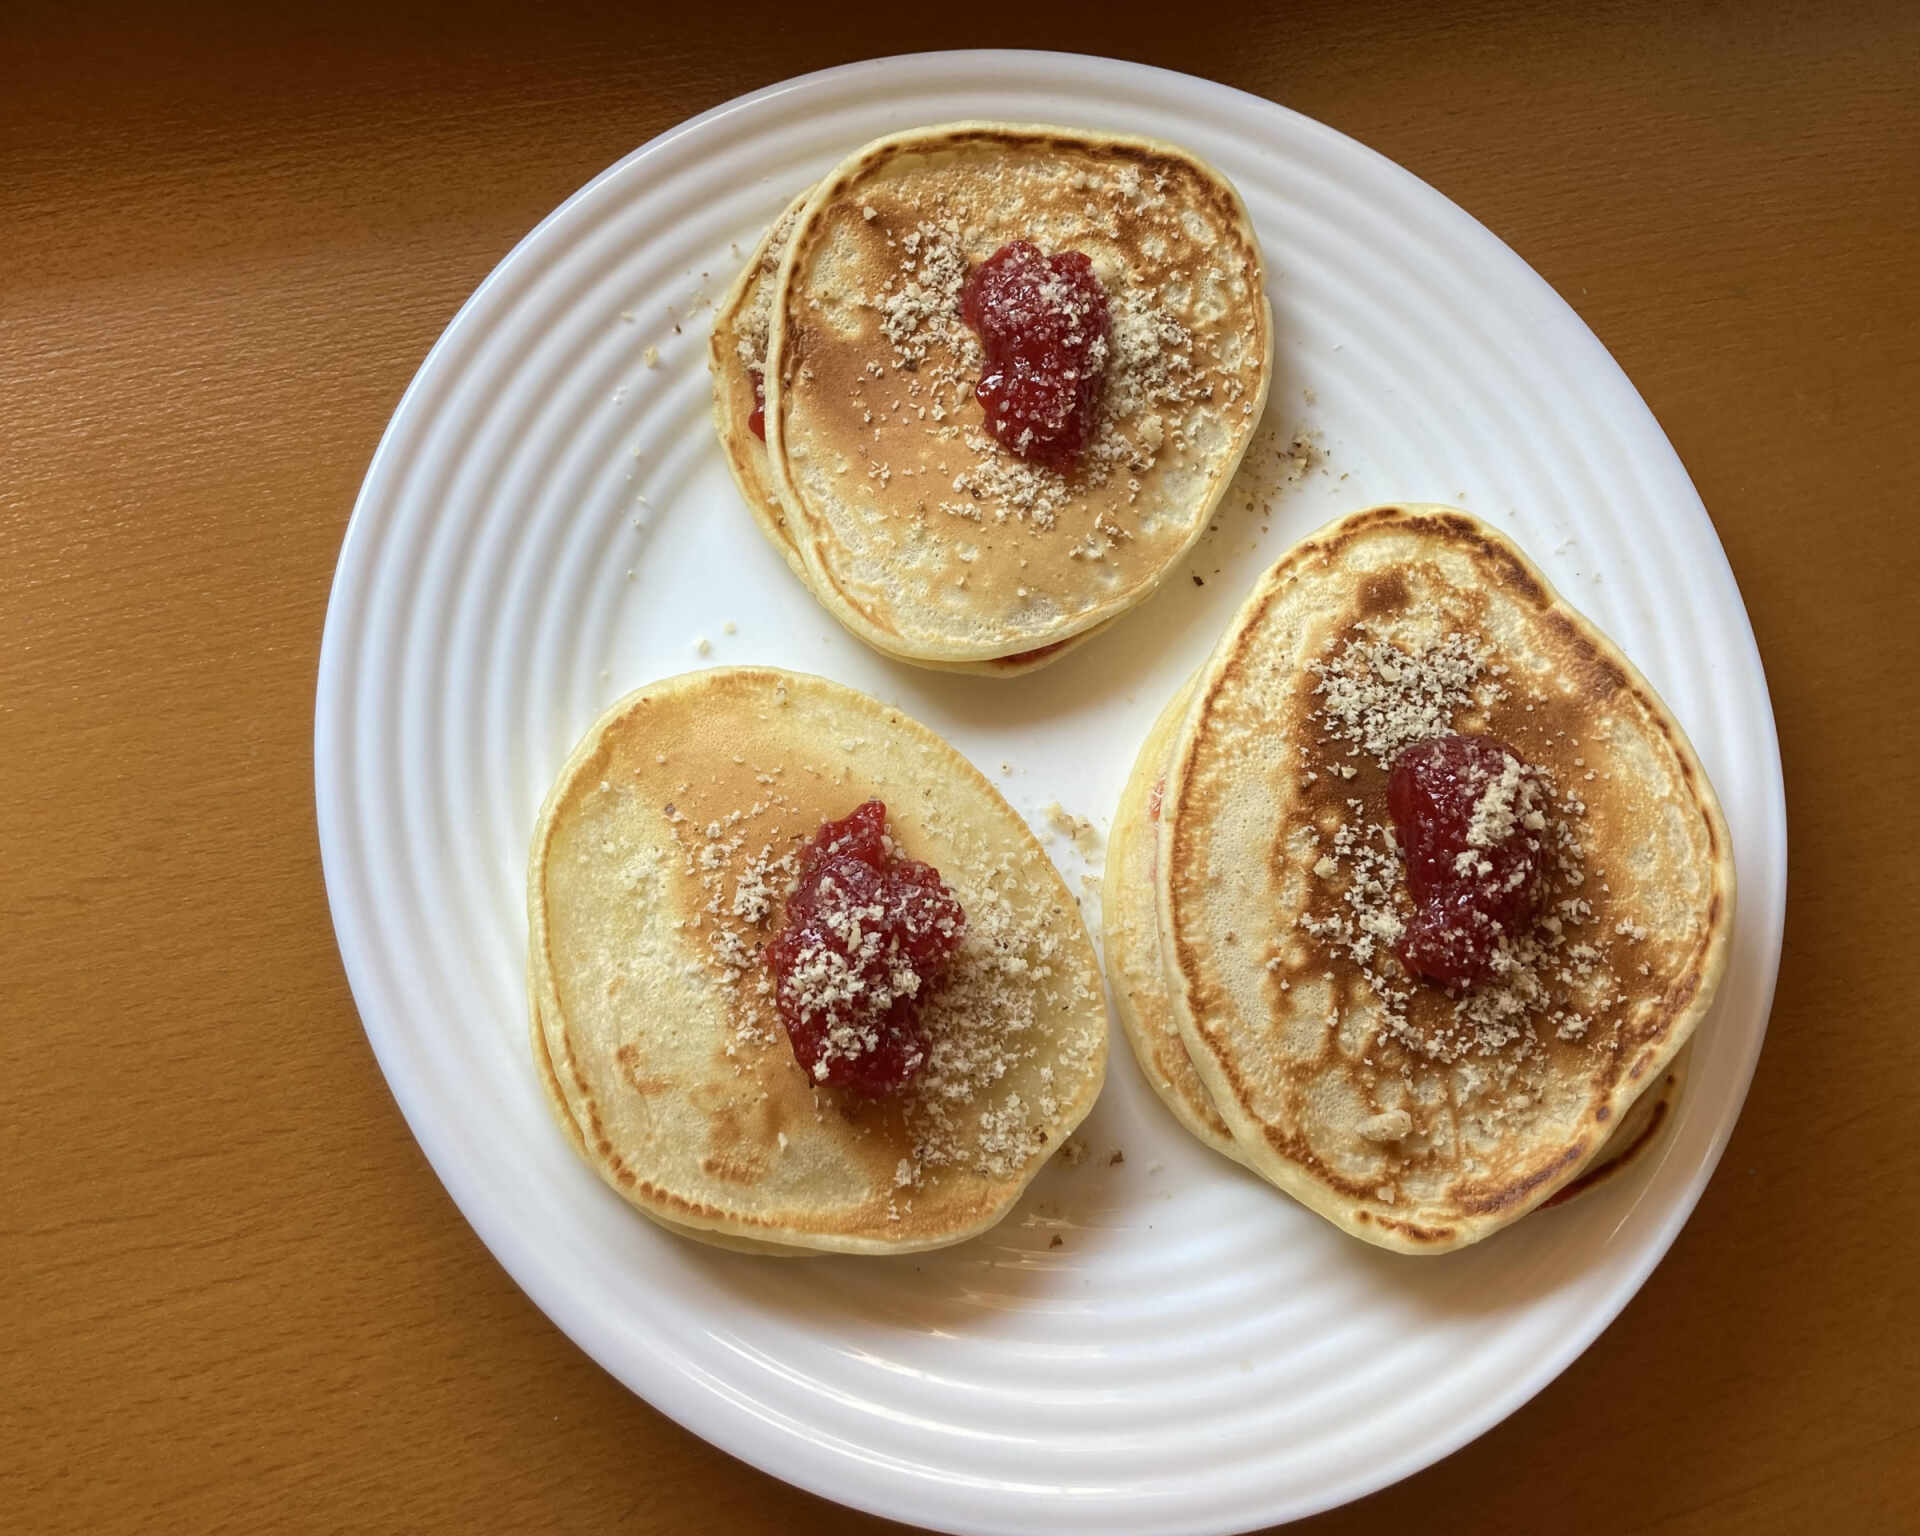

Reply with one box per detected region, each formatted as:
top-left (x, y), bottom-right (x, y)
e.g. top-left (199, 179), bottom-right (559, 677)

top-left (1041, 802), bottom-right (1103, 859)
top-left (1309, 628), bottom-right (1497, 768)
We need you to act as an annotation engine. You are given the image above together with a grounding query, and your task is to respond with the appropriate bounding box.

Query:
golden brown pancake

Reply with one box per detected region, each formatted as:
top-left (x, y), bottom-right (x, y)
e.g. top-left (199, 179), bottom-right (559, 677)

top-left (710, 183), bottom-right (1111, 676)
top-left (765, 122), bottom-right (1272, 667)
top-left (527, 667), bottom-right (1108, 1254)
top-left (1155, 506), bottom-right (1733, 1252)
top-left (1106, 674), bottom-right (1695, 1203)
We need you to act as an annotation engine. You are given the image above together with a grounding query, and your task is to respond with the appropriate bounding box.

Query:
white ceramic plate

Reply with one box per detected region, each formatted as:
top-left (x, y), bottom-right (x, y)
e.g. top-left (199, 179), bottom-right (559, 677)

top-left (315, 52), bottom-right (1785, 1536)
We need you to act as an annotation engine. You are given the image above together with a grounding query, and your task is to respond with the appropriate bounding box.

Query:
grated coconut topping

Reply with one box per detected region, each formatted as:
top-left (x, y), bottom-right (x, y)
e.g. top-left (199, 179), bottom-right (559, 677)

top-left (1288, 630), bottom-right (1643, 1078)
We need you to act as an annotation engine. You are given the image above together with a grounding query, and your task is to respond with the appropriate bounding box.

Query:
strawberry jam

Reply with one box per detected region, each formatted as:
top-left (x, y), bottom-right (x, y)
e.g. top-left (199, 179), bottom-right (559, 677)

top-left (1386, 735), bottom-right (1549, 988)
top-left (767, 800), bottom-right (965, 1096)
top-left (747, 367), bottom-right (767, 441)
top-left (960, 241), bottom-right (1110, 471)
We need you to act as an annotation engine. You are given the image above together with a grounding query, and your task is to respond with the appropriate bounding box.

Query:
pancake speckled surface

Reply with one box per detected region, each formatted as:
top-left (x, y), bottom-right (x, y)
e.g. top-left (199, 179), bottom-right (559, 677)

top-left (1153, 506), bottom-right (1733, 1252)
top-left (527, 668), bottom-right (1108, 1254)
top-left (765, 122), bottom-right (1272, 666)
top-left (711, 182), bottom-right (1111, 676)
top-left (1106, 672), bottom-right (1696, 1206)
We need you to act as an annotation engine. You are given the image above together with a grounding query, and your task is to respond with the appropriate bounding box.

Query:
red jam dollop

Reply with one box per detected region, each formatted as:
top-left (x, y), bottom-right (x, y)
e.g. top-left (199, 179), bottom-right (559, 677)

top-left (960, 241), bottom-right (1110, 471)
top-left (767, 800), bottom-right (965, 1096)
top-left (747, 366), bottom-right (767, 441)
top-left (1386, 734), bottom-right (1548, 988)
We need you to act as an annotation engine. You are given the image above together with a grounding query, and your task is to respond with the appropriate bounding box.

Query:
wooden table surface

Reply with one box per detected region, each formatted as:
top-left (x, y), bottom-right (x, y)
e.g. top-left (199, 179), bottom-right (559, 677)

top-left (6, 2), bottom-right (1916, 1531)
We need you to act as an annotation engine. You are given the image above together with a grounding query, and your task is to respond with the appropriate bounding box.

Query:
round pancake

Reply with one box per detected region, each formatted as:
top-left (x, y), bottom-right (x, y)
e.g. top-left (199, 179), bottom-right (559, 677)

top-left (765, 122), bottom-right (1273, 665)
top-left (1106, 675), bottom-right (1695, 1205)
top-left (527, 667), bottom-right (1108, 1254)
top-left (710, 185), bottom-right (1110, 677)
top-left (1157, 506), bottom-right (1734, 1253)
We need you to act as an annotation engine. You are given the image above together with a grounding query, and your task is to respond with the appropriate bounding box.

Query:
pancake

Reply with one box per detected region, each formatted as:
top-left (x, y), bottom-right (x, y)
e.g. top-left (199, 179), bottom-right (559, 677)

top-left (1543, 1040), bottom-right (1689, 1208)
top-left (710, 184), bottom-right (1110, 676)
top-left (1106, 675), bottom-right (1695, 1203)
top-left (765, 122), bottom-right (1272, 667)
top-left (710, 186), bottom-right (816, 584)
top-left (530, 986), bottom-right (815, 1256)
top-left (1156, 506), bottom-right (1734, 1252)
top-left (527, 667), bottom-right (1108, 1254)
top-left (1104, 675), bottom-right (1246, 1167)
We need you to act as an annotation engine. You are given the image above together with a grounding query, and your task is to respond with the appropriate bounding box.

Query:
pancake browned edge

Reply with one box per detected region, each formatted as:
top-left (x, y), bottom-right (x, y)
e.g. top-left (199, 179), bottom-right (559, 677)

top-left (527, 667), bottom-right (1108, 1255)
top-left (710, 185), bottom-right (1110, 677)
top-left (529, 985), bottom-right (810, 1255)
top-left (764, 121), bottom-right (1272, 669)
top-left (1156, 505), bottom-right (1734, 1253)
top-left (1104, 676), bottom-right (1248, 1168)
top-left (710, 186), bottom-right (816, 584)
top-left (1544, 1041), bottom-right (1690, 1208)
top-left (1105, 677), bottom-right (1694, 1201)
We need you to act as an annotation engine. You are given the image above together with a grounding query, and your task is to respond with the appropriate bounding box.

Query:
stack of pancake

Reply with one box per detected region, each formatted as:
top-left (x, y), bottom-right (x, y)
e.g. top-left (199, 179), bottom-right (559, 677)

top-left (1103, 505), bottom-right (1734, 1252)
top-left (527, 668), bottom-right (1108, 1255)
top-left (710, 122), bottom-right (1273, 674)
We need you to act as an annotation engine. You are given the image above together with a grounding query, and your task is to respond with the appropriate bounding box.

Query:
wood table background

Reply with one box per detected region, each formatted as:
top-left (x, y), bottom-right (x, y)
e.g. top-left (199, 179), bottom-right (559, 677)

top-left (5, 1), bottom-right (1916, 1531)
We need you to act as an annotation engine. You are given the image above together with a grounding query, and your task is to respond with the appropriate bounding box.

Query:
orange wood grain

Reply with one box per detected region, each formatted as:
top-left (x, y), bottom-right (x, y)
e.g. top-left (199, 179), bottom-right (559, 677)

top-left (4, 2), bottom-right (1916, 1531)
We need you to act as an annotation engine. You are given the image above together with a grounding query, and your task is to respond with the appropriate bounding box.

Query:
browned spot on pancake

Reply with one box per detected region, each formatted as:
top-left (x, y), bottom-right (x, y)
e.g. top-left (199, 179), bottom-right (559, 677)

top-left (595, 1127), bottom-right (632, 1183)
top-left (1371, 1214), bottom-right (1455, 1243)
top-left (1258, 1120), bottom-right (1311, 1164)
top-left (1469, 531), bottom-right (1546, 609)
top-left (997, 635), bottom-right (1075, 668)
top-left (685, 1080), bottom-right (786, 1188)
top-left (1542, 1077), bottom-right (1675, 1209)
top-left (1455, 1142), bottom-right (1587, 1215)
top-left (1541, 610), bottom-right (1629, 693)
top-left (640, 1179), bottom-right (753, 1227)
top-left (1357, 571), bottom-right (1409, 617)
top-left (566, 1053), bottom-right (613, 1154)
top-left (701, 1152), bottom-right (768, 1186)
top-left (615, 1044), bottom-right (672, 1098)
top-left (1666, 969), bottom-right (1701, 1014)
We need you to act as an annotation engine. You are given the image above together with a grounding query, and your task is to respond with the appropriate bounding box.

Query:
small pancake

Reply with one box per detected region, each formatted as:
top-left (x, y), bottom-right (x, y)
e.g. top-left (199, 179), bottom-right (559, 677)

top-left (710, 185), bottom-right (1110, 676)
top-left (766, 122), bottom-right (1272, 666)
top-left (527, 667), bottom-right (1108, 1254)
top-left (1157, 506), bottom-right (1734, 1252)
top-left (1105, 676), bottom-right (1695, 1205)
